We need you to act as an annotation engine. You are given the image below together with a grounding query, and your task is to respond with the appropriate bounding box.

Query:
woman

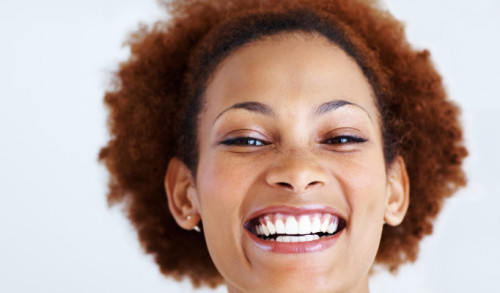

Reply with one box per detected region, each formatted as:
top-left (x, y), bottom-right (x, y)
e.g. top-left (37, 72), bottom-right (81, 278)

top-left (99, 0), bottom-right (467, 292)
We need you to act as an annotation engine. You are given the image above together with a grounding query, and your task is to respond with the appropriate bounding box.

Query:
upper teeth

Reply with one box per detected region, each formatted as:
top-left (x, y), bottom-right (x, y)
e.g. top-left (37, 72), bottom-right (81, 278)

top-left (253, 213), bottom-right (339, 237)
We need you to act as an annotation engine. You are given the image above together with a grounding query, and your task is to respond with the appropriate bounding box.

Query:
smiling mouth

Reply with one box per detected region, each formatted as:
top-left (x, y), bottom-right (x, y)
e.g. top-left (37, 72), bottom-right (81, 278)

top-left (245, 213), bottom-right (346, 243)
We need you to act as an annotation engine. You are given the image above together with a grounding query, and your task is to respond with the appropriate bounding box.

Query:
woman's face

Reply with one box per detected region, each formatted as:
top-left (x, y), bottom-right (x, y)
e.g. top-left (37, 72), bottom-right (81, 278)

top-left (187, 34), bottom-right (403, 293)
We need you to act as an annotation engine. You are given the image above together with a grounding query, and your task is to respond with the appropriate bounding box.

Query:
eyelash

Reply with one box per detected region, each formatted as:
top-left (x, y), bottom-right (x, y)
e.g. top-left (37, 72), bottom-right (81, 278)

top-left (221, 137), bottom-right (269, 146)
top-left (221, 135), bottom-right (366, 146)
top-left (322, 135), bottom-right (367, 145)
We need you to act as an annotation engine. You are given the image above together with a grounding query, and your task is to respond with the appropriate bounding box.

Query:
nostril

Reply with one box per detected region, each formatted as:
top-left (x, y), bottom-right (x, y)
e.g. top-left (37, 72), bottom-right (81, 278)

top-left (275, 181), bottom-right (321, 191)
top-left (308, 181), bottom-right (320, 187)
top-left (277, 182), bottom-right (293, 189)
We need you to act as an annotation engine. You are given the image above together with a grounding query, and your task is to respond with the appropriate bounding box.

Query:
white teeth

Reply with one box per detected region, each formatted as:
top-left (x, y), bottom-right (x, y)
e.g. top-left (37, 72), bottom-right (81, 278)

top-left (252, 213), bottom-right (342, 239)
top-left (275, 218), bottom-right (286, 234)
top-left (285, 217), bottom-right (298, 234)
top-left (304, 234), bottom-right (319, 241)
top-left (261, 223), bottom-right (270, 236)
top-left (327, 217), bottom-right (338, 234)
top-left (311, 215), bottom-right (321, 233)
top-left (320, 215), bottom-right (331, 232)
top-left (298, 216), bottom-right (312, 235)
top-left (275, 234), bottom-right (321, 243)
top-left (264, 216), bottom-right (276, 234)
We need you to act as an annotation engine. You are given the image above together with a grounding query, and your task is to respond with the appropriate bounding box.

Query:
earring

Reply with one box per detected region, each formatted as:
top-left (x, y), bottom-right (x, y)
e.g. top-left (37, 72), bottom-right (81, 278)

top-left (186, 216), bottom-right (201, 233)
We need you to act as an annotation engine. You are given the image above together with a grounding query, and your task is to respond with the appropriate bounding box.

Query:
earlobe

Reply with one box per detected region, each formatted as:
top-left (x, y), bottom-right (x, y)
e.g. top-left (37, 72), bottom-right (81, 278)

top-left (164, 157), bottom-right (201, 230)
top-left (384, 155), bottom-right (410, 226)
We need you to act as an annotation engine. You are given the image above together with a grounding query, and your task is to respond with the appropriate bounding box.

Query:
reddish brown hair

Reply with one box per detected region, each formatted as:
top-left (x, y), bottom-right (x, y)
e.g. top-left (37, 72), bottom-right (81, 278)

top-left (99, 0), bottom-right (467, 287)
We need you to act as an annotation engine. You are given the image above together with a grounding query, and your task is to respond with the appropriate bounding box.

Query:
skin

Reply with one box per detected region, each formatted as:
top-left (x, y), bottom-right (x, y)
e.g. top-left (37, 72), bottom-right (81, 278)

top-left (166, 33), bottom-right (409, 293)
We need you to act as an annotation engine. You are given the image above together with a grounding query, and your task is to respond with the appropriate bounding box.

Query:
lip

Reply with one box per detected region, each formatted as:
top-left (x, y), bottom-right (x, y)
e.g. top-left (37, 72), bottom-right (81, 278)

top-left (244, 205), bottom-right (346, 254)
top-left (245, 227), bottom-right (343, 253)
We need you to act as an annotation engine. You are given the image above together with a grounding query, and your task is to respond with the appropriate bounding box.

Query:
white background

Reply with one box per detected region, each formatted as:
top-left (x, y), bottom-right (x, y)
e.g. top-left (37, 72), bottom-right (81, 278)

top-left (1, 0), bottom-right (499, 292)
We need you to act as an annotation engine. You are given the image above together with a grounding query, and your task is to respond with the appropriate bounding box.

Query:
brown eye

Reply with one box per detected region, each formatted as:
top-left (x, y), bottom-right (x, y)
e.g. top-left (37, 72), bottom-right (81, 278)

top-left (323, 135), bottom-right (367, 144)
top-left (221, 137), bottom-right (268, 146)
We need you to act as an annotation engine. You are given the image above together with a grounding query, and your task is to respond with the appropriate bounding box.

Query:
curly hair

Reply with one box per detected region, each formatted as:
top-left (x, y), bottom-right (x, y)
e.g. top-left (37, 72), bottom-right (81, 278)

top-left (99, 0), bottom-right (467, 287)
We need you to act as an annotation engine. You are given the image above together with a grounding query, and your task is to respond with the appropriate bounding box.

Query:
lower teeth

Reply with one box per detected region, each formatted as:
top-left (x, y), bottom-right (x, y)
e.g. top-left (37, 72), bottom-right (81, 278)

top-left (277, 235), bottom-right (320, 242)
top-left (261, 234), bottom-right (331, 242)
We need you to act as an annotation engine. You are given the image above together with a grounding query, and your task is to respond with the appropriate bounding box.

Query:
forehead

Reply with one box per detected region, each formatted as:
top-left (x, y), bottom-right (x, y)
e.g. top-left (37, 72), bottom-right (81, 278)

top-left (202, 33), bottom-right (379, 121)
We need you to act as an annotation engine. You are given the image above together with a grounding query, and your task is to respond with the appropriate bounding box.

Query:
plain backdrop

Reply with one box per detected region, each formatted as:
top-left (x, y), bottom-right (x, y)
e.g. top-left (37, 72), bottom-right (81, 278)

top-left (1, 0), bottom-right (499, 292)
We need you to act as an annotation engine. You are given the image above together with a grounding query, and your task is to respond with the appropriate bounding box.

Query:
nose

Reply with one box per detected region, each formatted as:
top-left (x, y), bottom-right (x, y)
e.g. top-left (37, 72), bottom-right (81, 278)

top-left (265, 154), bottom-right (328, 193)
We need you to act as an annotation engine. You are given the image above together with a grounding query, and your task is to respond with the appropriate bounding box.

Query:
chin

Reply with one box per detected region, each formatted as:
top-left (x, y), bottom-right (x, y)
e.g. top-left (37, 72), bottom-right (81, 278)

top-left (225, 256), bottom-right (369, 293)
top-left (229, 276), bottom-right (362, 293)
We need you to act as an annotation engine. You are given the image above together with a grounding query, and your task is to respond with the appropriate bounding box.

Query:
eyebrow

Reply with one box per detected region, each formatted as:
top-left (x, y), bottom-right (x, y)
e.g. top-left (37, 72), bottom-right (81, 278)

top-left (314, 100), bottom-right (373, 122)
top-left (214, 99), bottom-right (372, 123)
top-left (214, 101), bottom-right (275, 122)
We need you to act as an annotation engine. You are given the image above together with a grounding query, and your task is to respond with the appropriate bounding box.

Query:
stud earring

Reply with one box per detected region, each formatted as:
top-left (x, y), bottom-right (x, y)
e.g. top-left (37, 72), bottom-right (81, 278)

top-left (186, 216), bottom-right (201, 233)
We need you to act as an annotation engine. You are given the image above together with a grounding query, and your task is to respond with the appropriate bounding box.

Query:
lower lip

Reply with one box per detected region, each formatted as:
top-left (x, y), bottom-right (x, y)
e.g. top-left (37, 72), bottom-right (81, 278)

top-left (246, 230), bottom-right (343, 254)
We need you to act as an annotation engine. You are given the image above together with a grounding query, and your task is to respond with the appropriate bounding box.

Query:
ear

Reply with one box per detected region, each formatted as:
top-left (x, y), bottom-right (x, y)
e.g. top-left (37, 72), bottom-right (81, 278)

top-left (384, 155), bottom-right (410, 226)
top-left (164, 157), bottom-right (201, 230)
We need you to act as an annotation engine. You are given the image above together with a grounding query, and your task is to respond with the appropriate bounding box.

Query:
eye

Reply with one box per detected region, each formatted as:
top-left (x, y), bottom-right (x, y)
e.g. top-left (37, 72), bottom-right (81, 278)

top-left (221, 137), bottom-right (269, 146)
top-left (323, 135), bottom-right (367, 145)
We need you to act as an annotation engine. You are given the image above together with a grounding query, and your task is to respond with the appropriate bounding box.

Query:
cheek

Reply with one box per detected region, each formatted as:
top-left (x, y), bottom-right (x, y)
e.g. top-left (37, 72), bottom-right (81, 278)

top-left (345, 153), bottom-right (387, 219)
top-left (339, 140), bottom-right (387, 204)
top-left (195, 153), bottom-right (257, 279)
top-left (196, 147), bottom-right (265, 208)
top-left (319, 155), bottom-right (386, 281)
top-left (354, 166), bottom-right (386, 210)
top-left (195, 152), bottom-right (260, 239)
top-left (339, 152), bottom-right (387, 260)
top-left (196, 154), bottom-right (249, 209)
top-left (196, 156), bottom-right (234, 219)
